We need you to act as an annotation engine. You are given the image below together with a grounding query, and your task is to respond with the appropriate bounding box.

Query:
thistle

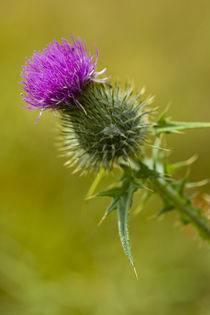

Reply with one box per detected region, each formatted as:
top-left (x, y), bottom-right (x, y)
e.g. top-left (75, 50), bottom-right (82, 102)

top-left (21, 36), bottom-right (210, 275)
top-left (60, 82), bottom-right (150, 171)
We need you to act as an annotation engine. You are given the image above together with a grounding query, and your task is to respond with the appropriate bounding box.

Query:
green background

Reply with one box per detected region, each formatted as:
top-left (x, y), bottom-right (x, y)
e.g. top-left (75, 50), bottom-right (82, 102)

top-left (0, 0), bottom-right (210, 314)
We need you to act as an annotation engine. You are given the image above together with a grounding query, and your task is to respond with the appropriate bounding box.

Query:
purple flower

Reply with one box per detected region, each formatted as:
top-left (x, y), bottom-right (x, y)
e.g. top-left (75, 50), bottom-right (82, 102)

top-left (21, 36), bottom-right (108, 111)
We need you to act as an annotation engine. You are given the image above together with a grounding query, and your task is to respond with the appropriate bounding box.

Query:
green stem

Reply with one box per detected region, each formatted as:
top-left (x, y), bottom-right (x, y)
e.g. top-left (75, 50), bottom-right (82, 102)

top-left (150, 175), bottom-right (210, 240)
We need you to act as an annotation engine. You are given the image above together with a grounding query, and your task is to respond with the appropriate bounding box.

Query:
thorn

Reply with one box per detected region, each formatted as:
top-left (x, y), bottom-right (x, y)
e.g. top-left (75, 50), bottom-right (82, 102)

top-left (173, 130), bottom-right (185, 135)
top-left (98, 215), bottom-right (106, 226)
top-left (144, 142), bottom-right (171, 152)
top-left (85, 194), bottom-right (97, 201)
top-left (34, 109), bottom-right (44, 124)
top-left (147, 96), bottom-right (155, 104)
top-left (143, 185), bottom-right (154, 192)
top-left (133, 265), bottom-right (139, 280)
top-left (75, 100), bottom-right (87, 115)
top-left (186, 154), bottom-right (198, 165)
top-left (140, 86), bottom-right (146, 95)
top-left (133, 205), bottom-right (142, 216)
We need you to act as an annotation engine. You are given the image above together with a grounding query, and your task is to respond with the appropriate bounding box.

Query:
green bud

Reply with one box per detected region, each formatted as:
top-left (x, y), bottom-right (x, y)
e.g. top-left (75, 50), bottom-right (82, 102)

top-left (59, 82), bottom-right (151, 172)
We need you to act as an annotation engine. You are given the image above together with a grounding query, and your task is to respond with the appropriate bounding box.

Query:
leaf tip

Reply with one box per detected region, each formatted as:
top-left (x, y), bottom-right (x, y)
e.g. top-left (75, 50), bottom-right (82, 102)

top-left (98, 215), bottom-right (106, 226)
top-left (133, 265), bottom-right (139, 280)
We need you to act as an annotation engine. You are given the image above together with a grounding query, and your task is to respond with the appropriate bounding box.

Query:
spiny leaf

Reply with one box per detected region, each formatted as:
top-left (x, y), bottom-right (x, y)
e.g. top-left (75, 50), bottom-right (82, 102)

top-left (185, 179), bottom-right (209, 189)
top-left (97, 186), bottom-right (123, 198)
top-left (136, 160), bottom-right (158, 179)
top-left (150, 115), bottom-right (210, 135)
top-left (152, 174), bottom-right (210, 241)
top-left (97, 166), bottom-right (140, 275)
top-left (117, 183), bottom-right (138, 277)
top-left (98, 198), bottom-right (118, 225)
top-left (166, 155), bottom-right (198, 174)
top-left (173, 178), bottom-right (187, 196)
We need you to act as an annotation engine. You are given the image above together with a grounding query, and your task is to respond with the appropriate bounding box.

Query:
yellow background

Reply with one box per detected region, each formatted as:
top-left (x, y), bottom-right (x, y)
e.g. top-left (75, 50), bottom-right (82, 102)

top-left (0, 0), bottom-right (210, 314)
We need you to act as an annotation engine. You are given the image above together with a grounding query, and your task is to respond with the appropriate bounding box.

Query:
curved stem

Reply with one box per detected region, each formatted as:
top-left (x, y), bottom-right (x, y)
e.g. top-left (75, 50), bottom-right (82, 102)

top-left (151, 176), bottom-right (210, 240)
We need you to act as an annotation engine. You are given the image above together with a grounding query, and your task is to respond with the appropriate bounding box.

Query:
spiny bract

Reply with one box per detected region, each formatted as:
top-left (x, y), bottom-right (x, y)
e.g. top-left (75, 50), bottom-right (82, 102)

top-left (59, 82), bottom-right (151, 172)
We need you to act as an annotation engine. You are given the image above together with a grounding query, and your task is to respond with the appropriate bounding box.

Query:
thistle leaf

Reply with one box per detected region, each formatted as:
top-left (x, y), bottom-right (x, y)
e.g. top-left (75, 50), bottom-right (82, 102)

top-left (151, 115), bottom-right (210, 135)
top-left (152, 175), bottom-right (210, 241)
top-left (117, 183), bottom-right (137, 276)
top-left (185, 179), bottom-right (209, 189)
top-left (98, 198), bottom-right (118, 225)
top-left (97, 186), bottom-right (123, 198)
top-left (167, 155), bottom-right (198, 174)
top-left (97, 167), bottom-right (140, 274)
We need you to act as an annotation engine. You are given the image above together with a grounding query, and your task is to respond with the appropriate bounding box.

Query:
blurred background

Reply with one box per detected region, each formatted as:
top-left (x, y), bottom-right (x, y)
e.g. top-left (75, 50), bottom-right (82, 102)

top-left (0, 0), bottom-right (210, 314)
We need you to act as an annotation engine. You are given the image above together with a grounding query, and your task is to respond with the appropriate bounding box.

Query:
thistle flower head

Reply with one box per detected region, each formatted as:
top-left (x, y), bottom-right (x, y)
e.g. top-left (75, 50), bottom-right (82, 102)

top-left (60, 83), bottom-right (151, 172)
top-left (20, 36), bottom-right (151, 172)
top-left (21, 36), bottom-right (107, 110)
